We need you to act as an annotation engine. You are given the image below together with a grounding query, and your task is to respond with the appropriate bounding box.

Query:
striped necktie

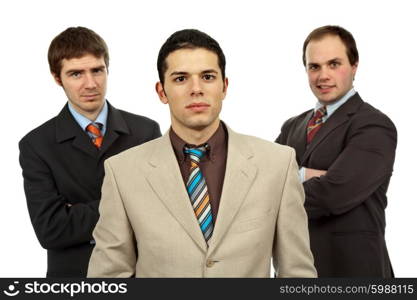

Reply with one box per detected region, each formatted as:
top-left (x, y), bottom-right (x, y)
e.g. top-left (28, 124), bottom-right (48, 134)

top-left (86, 123), bottom-right (103, 148)
top-left (184, 145), bottom-right (214, 242)
top-left (307, 106), bottom-right (327, 144)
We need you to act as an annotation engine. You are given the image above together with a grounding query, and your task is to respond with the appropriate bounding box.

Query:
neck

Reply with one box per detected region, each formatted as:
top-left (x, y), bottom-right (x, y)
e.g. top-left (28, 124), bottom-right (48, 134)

top-left (172, 119), bottom-right (220, 145)
top-left (83, 111), bottom-right (101, 122)
top-left (71, 103), bottom-right (104, 122)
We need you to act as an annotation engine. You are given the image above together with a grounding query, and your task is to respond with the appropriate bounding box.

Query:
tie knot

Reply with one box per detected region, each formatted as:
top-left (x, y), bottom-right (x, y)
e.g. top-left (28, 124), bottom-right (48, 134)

top-left (184, 144), bottom-right (208, 162)
top-left (86, 123), bottom-right (102, 137)
top-left (315, 106), bottom-right (327, 118)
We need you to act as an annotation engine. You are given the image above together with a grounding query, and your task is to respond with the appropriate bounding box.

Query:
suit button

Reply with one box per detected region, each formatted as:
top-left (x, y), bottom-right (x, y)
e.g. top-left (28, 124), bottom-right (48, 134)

top-left (206, 260), bottom-right (215, 268)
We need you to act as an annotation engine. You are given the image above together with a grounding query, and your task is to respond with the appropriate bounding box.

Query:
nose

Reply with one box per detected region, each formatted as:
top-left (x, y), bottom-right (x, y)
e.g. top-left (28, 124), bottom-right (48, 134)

top-left (84, 73), bottom-right (98, 89)
top-left (317, 67), bottom-right (330, 82)
top-left (190, 76), bottom-right (203, 96)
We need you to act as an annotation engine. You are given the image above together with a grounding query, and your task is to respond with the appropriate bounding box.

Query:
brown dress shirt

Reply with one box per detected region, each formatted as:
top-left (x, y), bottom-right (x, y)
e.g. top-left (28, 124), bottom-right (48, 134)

top-left (169, 122), bottom-right (228, 224)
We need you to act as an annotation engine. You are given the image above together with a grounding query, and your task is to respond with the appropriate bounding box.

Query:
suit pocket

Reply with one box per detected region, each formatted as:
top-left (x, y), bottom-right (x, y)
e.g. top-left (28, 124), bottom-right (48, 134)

top-left (230, 210), bottom-right (274, 234)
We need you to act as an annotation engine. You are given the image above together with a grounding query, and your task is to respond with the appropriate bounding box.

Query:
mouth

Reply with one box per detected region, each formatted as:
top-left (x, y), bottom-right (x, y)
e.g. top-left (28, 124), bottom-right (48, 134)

top-left (82, 94), bottom-right (100, 100)
top-left (185, 102), bottom-right (210, 112)
top-left (316, 85), bottom-right (336, 94)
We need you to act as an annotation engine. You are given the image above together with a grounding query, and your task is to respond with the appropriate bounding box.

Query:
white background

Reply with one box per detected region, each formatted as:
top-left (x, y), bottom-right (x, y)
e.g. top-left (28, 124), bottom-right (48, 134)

top-left (1, 0), bottom-right (415, 277)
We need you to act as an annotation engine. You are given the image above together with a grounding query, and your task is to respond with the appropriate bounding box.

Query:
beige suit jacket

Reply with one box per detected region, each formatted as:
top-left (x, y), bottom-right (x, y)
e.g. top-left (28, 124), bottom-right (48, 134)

top-left (88, 126), bottom-right (316, 277)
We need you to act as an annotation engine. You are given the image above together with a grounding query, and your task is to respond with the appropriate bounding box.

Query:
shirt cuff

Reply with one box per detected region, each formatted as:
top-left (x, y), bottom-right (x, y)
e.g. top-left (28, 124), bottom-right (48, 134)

top-left (298, 167), bottom-right (306, 183)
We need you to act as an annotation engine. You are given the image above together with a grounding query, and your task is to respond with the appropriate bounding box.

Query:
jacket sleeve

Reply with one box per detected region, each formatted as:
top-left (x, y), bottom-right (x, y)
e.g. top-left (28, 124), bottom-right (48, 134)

top-left (88, 159), bottom-right (136, 277)
top-left (303, 114), bottom-right (397, 219)
top-left (273, 148), bottom-right (317, 278)
top-left (19, 139), bottom-right (99, 250)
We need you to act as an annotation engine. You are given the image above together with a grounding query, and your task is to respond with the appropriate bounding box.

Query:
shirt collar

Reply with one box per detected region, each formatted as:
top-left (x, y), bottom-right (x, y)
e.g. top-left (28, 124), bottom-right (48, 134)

top-left (68, 101), bottom-right (108, 134)
top-left (314, 88), bottom-right (356, 120)
top-left (169, 121), bottom-right (226, 163)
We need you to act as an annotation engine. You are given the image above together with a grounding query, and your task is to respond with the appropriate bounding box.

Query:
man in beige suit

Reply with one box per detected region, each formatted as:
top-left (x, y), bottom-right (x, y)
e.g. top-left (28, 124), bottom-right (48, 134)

top-left (88, 29), bottom-right (316, 278)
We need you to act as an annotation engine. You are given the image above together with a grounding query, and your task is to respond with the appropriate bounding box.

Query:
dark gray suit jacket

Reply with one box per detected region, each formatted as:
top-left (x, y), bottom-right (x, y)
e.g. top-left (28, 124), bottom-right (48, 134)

top-left (19, 101), bottom-right (161, 277)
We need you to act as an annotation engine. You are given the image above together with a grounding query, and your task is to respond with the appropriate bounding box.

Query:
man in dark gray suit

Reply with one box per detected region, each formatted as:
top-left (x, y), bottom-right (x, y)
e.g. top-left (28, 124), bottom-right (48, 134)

top-left (19, 27), bottom-right (161, 277)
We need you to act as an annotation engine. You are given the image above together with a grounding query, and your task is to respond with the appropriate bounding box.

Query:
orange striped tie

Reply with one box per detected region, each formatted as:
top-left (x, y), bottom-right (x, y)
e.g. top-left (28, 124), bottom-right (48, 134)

top-left (86, 123), bottom-right (103, 148)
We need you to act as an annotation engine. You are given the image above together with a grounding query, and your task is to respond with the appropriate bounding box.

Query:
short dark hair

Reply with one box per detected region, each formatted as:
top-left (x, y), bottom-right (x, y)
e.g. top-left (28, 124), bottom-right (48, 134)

top-left (48, 26), bottom-right (109, 77)
top-left (157, 29), bottom-right (226, 84)
top-left (302, 25), bottom-right (359, 67)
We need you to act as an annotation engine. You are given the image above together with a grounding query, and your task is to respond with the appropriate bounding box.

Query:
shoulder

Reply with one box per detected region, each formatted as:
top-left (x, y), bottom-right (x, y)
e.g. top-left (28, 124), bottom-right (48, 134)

top-left (19, 115), bottom-right (57, 148)
top-left (117, 109), bottom-right (159, 128)
top-left (112, 108), bottom-right (161, 139)
top-left (284, 109), bottom-right (312, 125)
top-left (232, 132), bottom-right (297, 176)
top-left (234, 132), bottom-right (295, 159)
top-left (105, 136), bottom-right (162, 166)
top-left (280, 109), bottom-right (313, 131)
top-left (108, 105), bottom-right (161, 140)
top-left (353, 100), bottom-right (396, 130)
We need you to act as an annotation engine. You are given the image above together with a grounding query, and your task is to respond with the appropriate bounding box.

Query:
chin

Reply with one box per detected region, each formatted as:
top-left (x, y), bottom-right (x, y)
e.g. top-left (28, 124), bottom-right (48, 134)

top-left (85, 100), bottom-right (104, 107)
top-left (186, 118), bottom-right (216, 130)
top-left (316, 94), bottom-right (337, 104)
top-left (188, 122), bottom-right (211, 131)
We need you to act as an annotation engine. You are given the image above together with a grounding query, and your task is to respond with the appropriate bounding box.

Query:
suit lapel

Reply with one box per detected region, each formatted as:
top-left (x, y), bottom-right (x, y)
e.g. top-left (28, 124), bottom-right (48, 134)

top-left (55, 101), bottom-right (130, 159)
top-left (292, 111), bottom-right (312, 162)
top-left (55, 104), bottom-right (98, 158)
top-left (301, 94), bottom-right (364, 165)
top-left (145, 133), bottom-right (207, 252)
top-left (98, 102), bottom-right (129, 159)
top-left (208, 127), bottom-right (257, 255)
top-left (145, 126), bottom-right (258, 254)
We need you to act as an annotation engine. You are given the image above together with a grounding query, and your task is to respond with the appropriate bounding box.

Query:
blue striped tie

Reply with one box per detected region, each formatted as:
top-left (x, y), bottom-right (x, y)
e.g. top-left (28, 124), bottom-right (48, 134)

top-left (184, 145), bottom-right (214, 242)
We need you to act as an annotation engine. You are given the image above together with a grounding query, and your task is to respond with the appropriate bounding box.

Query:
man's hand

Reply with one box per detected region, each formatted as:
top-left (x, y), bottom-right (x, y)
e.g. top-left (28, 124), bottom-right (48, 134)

top-left (305, 168), bottom-right (327, 180)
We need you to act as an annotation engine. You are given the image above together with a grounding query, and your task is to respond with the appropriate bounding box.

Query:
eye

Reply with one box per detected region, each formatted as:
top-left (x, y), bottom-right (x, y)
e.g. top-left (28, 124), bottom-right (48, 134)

top-left (92, 68), bottom-right (104, 74)
top-left (71, 71), bottom-right (81, 78)
top-left (308, 65), bottom-right (319, 71)
top-left (174, 76), bottom-right (186, 82)
top-left (202, 74), bottom-right (215, 80)
top-left (330, 62), bottom-right (340, 68)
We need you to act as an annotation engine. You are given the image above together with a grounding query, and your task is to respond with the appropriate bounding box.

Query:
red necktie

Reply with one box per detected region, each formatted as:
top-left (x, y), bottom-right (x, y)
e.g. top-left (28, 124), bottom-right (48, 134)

top-left (307, 106), bottom-right (327, 144)
top-left (86, 123), bottom-right (103, 148)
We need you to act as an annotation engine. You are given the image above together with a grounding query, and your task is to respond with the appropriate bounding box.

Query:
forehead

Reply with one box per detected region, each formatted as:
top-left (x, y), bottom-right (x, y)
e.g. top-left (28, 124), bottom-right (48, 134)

top-left (305, 35), bottom-right (348, 63)
top-left (165, 48), bottom-right (220, 73)
top-left (61, 54), bottom-right (105, 72)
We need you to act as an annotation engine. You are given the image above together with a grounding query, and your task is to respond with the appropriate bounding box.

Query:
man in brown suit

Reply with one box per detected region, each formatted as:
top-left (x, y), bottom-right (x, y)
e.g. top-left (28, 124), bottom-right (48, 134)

top-left (88, 29), bottom-right (316, 278)
top-left (276, 25), bottom-right (397, 277)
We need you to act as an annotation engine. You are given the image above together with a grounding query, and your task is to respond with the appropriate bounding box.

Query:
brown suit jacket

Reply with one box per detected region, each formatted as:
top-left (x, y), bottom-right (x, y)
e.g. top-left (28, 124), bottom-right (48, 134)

top-left (88, 126), bottom-right (317, 277)
top-left (276, 93), bottom-right (397, 277)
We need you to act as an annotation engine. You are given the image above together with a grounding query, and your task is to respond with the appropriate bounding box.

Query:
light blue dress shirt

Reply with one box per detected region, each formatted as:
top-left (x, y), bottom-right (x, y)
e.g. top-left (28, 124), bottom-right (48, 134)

top-left (299, 88), bottom-right (356, 182)
top-left (67, 101), bottom-right (108, 137)
top-left (314, 88), bottom-right (356, 123)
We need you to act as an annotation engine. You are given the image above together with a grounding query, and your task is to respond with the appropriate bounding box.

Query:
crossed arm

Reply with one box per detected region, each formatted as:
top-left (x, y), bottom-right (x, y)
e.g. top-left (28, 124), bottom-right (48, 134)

top-left (19, 139), bottom-right (99, 250)
top-left (302, 118), bottom-right (397, 219)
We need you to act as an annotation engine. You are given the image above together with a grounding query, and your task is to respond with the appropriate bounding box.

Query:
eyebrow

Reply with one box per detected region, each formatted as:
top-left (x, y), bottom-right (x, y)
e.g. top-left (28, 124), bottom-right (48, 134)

top-left (328, 58), bottom-right (342, 63)
top-left (308, 58), bottom-right (342, 67)
top-left (65, 69), bottom-right (83, 75)
top-left (169, 69), bottom-right (219, 77)
top-left (201, 69), bottom-right (218, 74)
top-left (169, 71), bottom-right (188, 77)
top-left (65, 65), bottom-right (106, 75)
